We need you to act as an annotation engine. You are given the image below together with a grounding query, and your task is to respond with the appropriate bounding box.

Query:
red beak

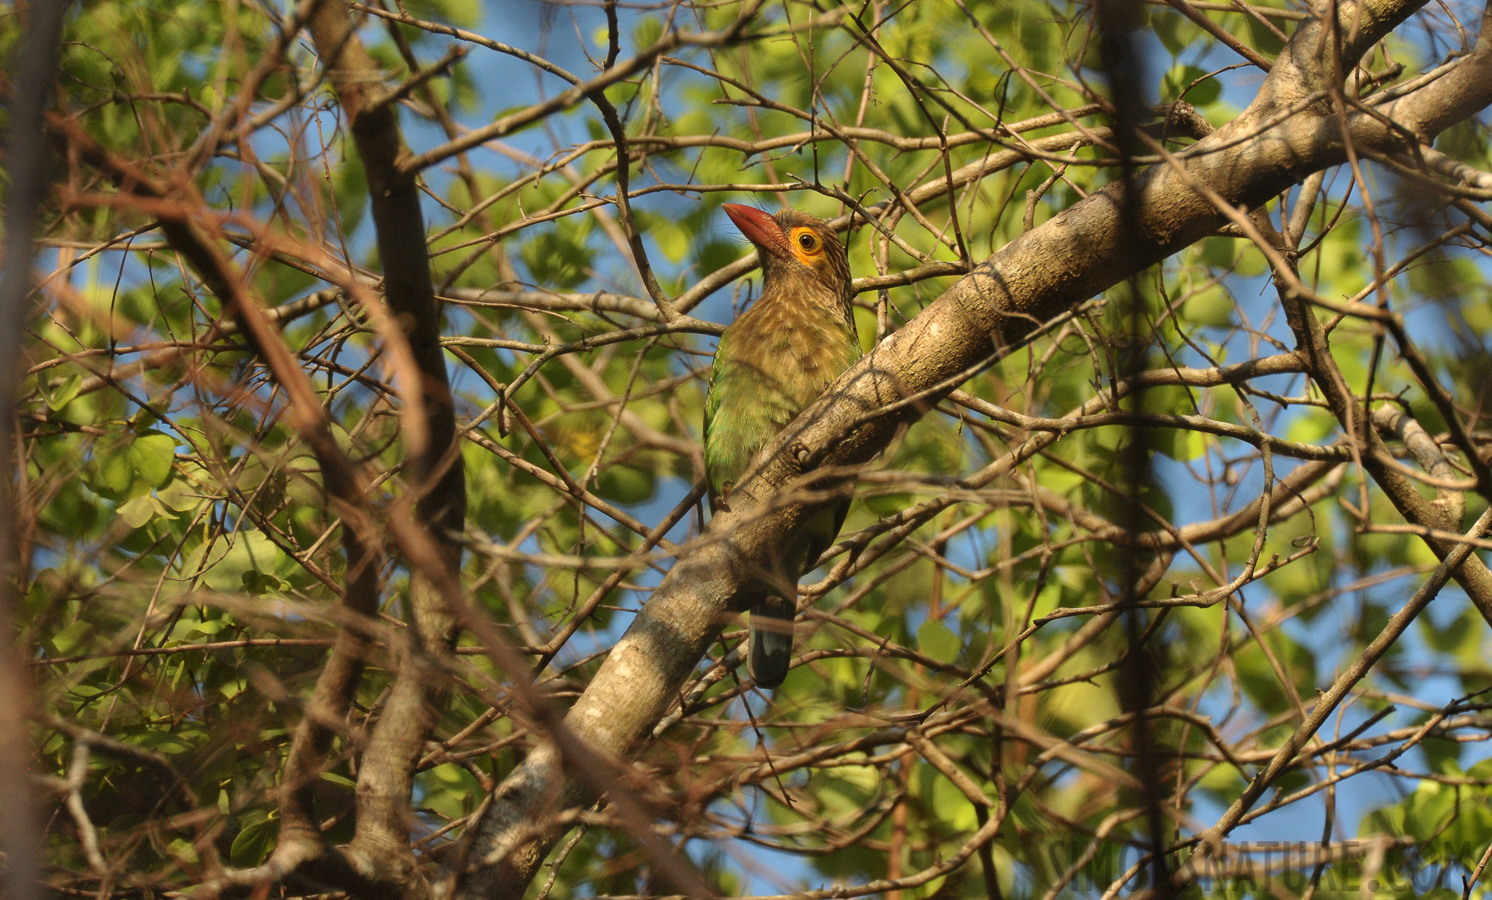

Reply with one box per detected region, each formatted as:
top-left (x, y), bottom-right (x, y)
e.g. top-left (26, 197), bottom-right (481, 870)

top-left (723, 203), bottom-right (789, 259)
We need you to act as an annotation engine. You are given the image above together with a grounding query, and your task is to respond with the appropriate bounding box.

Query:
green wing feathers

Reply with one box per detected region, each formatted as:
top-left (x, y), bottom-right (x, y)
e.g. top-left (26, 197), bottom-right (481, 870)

top-left (704, 205), bottom-right (862, 687)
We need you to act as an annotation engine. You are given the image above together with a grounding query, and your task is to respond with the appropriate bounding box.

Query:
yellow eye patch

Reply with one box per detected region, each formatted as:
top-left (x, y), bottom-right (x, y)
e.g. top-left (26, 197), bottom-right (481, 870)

top-left (791, 228), bottom-right (823, 258)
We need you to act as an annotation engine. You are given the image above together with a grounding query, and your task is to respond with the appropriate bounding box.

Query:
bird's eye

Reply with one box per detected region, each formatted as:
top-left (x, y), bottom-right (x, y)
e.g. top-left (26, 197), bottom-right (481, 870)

top-left (795, 230), bottom-right (820, 253)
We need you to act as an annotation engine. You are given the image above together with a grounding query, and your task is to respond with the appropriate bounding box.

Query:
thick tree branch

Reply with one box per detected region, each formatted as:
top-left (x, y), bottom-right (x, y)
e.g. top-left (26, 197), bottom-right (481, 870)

top-left (304, 0), bottom-right (467, 892)
top-left (0, 5), bottom-right (68, 900)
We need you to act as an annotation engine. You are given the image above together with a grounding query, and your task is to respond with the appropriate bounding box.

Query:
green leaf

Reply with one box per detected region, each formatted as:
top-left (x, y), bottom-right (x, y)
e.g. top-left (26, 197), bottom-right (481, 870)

top-left (1158, 424), bottom-right (1208, 462)
top-left (230, 818), bottom-right (274, 867)
top-left (128, 431), bottom-right (177, 489)
top-left (157, 478), bottom-right (202, 512)
top-left (652, 220), bottom-right (689, 264)
top-left (116, 494), bottom-right (162, 528)
top-left (189, 619), bottom-right (232, 636)
top-left (929, 770), bottom-right (980, 831)
top-left (1161, 64), bottom-right (1222, 106)
top-left (595, 466), bottom-right (654, 505)
top-left (1180, 286), bottom-right (1235, 327)
top-left (240, 570), bottom-right (284, 596)
top-left (1150, 7), bottom-right (1189, 54)
top-left (97, 448), bottom-right (135, 496)
top-left (818, 764), bottom-right (880, 819)
top-left (43, 372), bottom-right (83, 411)
top-left (49, 620), bottom-right (94, 656)
top-left (432, 762), bottom-right (467, 784)
top-left (917, 619), bottom-right (961, 664)
top-left (185, 530), bottom-right (292, 593)
top-left (167, 837), bottom-right (199, 865)
top-left (1285, 408), bottom-right (1337, 445)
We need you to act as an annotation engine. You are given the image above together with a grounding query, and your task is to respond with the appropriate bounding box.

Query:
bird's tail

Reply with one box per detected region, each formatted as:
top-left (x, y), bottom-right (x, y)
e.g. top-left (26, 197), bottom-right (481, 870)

top-left (749, 596), bottom-right (794, 689)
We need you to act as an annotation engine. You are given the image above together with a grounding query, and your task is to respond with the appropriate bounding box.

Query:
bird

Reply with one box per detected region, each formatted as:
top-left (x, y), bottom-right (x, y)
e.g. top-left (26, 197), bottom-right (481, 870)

top-left (704, 203), bottom-right (862, 689)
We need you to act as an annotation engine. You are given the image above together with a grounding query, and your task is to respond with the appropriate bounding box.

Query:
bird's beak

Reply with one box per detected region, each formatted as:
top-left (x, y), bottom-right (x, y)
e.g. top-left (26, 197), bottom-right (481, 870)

top-left (723, 203), bottom-right (790, 259)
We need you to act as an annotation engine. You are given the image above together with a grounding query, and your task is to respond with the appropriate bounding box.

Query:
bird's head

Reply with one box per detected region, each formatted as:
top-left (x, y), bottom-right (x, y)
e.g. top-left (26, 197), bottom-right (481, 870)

top-left (723, 203), bottom-right (853, 312)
